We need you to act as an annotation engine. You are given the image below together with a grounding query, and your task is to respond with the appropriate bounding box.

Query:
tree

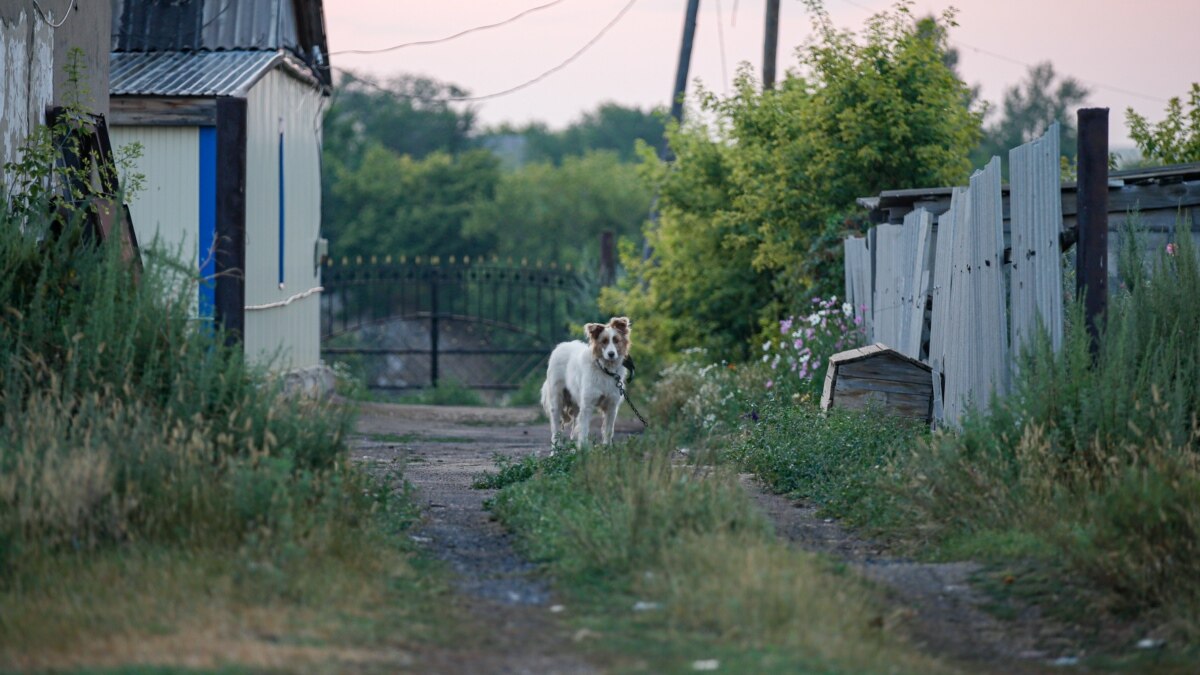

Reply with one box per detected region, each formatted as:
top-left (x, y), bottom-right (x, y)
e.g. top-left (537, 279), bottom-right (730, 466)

top-left (601, 1), bottom-right (982, 362)
top-left (973, 62), bottom-right (1089, 168)
top-left (462, 150), bottom-right (652, 266)
top-left (323, 146), bottom-right (500, 260)
top-left (324, 72), bottom-right (477, 163)
top-left (479, 103), bottom-right (667, 166)
top-left (1126, 83), bottom-right (1200, 165)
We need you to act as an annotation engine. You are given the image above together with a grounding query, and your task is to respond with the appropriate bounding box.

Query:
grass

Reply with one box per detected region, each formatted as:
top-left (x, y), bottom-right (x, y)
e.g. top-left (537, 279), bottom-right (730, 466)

top-left (485, 435), bottom-right (955, 673)
top-left (726, 403), bottom-right (925, 529)
top-left (0, 125), bottom-right (464, 671)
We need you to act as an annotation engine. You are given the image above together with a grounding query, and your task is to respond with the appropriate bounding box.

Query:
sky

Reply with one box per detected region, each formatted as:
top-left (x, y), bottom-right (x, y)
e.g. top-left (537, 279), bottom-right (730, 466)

top-left (324, 0), bottom-right (1200, 149)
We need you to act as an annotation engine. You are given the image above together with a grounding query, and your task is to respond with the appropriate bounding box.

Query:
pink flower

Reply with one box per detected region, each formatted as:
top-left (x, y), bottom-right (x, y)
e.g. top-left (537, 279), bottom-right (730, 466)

top-left (780, 318), bottom-right (793, 334)
top-left (1167, 242), bottom-right (1177, 256)
top-left (765, 379), bottom-right (774, 389)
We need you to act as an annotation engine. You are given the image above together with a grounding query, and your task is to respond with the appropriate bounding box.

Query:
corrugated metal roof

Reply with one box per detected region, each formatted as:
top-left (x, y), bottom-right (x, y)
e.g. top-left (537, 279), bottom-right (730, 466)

top-left (111, 0), bottom-right (330, 90)
top-left (110, 50), bottom-right (283, 97)
top-left (113, 0), bottom-right (297, 52)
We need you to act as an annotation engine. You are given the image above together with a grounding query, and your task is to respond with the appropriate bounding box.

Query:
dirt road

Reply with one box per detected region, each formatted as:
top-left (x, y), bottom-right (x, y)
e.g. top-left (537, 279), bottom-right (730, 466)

top-left (351, 402), bottom-right (1103, 674)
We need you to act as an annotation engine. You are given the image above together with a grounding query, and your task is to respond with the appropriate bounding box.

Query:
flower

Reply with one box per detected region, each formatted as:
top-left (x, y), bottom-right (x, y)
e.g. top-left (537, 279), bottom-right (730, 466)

top-left (842, 302), bottom-right (853, 316)
top-left (780, 318), bottom-right (793, 334)
top-left (1167, 242), bottom-right (1177, 256)
top-left (765, 379), bottom-right (774, 389)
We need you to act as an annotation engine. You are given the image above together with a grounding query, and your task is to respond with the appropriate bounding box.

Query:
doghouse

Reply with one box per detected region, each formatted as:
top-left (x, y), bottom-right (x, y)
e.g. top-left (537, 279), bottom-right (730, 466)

top-left (820, 343), bottom-right (934, 423)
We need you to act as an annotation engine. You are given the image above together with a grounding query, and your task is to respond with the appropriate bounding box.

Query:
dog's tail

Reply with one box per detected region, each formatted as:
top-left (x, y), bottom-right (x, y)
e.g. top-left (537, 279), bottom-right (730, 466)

top-left (540, 378), bottom-right (552, 420)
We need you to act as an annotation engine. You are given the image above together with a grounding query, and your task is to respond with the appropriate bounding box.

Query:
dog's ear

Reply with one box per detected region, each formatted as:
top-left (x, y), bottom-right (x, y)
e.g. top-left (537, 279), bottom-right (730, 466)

top-left (585, 323), bottom-right (606, 341)
top-left (608, 316), bottom-right (631, 335)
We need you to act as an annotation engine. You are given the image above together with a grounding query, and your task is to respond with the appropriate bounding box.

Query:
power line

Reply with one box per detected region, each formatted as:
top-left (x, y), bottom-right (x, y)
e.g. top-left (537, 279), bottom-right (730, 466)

top-left (448, 0), bottom-right (642, 103)
top-left (829, 0), bottom-right (1168, 105)
top-left (715, 0), bottom-right (730, 92)
top-left (330, 0), bottom-right (571, 56)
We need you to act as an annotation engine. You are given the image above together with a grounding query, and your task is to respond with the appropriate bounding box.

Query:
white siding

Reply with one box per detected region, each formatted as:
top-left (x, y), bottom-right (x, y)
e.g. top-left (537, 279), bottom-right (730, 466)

top-left (243, 68), bottom-right (324, 370)
top-left (110, 126), bottom-right (201, 271)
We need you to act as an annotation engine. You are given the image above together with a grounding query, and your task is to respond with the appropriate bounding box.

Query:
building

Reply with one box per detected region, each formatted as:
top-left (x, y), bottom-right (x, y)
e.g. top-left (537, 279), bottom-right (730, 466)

top-left (108, 0), bottom-right (331, 374)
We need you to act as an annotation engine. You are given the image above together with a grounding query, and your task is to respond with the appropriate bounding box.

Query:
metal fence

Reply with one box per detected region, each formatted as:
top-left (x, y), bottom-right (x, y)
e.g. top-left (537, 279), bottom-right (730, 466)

top-left (845, 124), bottom-right (1065, 427)
top-left (320, 255), bottom-right (583, 391)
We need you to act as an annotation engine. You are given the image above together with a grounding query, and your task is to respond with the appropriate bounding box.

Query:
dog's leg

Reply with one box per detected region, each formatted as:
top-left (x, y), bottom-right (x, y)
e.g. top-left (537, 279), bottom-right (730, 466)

top-left (575, 399), bottom-right (593, 446)
top-left (602, 402), bottom-right (620, 444)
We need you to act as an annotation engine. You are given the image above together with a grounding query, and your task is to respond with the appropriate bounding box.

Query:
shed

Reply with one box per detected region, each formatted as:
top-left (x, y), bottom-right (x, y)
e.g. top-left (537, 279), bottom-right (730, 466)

top-left (820, 343), bottom-right (934, 423)
top-left (108, 0), bottom-right (331, 373)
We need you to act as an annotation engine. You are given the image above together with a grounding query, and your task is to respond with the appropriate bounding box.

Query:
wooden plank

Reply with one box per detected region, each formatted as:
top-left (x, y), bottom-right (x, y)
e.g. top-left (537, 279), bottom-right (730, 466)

top-left (839, 360), bottom-right (931, 386)
top-left (872, 224), bottom-right (905, 350)
top-left (111, 97), bottom-right (218, 126)
top-left (835, 376), bottom-right (932, 397)
top-left (833, 390), bottom-right (931, 419)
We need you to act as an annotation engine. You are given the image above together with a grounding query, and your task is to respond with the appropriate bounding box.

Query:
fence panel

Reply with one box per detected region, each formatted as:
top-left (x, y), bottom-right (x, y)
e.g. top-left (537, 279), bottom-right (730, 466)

top-left (1009, 123), bottom-right (1065, 364)
top-left (901, 209), bottom-right (934, 360)
top-left (843, 236), bottom-right (872, 336)
top-left (942, 158), bottom-right (1009, 426)
top-left (872, 224), bottom-right (906, 350)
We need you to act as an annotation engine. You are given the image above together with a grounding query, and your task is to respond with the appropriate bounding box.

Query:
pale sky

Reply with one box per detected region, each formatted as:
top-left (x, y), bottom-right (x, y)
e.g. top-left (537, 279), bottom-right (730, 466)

top-left (325, 0), bottom-right (1200, 149)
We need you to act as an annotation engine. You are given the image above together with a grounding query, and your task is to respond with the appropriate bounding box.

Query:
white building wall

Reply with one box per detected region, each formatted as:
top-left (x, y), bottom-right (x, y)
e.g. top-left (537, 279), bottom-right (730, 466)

top-left (243, 67), bottom-right (324, 370)
top-left (110, 125), bottom-right (201, 271)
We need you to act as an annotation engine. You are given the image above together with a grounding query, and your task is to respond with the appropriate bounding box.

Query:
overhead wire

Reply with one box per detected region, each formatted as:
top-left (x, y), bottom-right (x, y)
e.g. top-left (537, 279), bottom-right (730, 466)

top-left (329, 0), bottom-right (640, 104)
top-left (714, 0), bottom-right (730, 93)
top-left (446, 0), bottom-right (642, 103)
top-left (330, 0), bottom-right (571, 56)
top-left (829, 0), bottom-right (1168, 104)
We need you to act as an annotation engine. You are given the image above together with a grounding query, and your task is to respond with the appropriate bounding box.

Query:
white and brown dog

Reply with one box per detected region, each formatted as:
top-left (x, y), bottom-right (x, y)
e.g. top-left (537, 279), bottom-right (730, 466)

top-left (540, 317), bottom-right (631, 446)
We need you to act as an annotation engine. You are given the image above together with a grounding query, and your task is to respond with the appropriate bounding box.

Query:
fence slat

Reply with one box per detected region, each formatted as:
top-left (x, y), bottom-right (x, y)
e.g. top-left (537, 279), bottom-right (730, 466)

top-left (1009, 123), bottom-right (1065, 366)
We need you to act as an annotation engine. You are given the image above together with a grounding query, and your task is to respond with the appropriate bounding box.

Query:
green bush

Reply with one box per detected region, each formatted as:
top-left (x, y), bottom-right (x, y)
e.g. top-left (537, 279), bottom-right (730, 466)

top-left (728, 404), bottom-right (924, 527)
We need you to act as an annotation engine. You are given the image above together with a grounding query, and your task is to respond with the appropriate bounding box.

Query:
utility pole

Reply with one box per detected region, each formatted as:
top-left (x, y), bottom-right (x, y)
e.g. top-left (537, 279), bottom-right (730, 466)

top-left (1076, 108), bottom-right (1109, 355)
top-left (763, 0), bottom-right (780, 89)
top-left (669, 0), bottom-right (701, 126)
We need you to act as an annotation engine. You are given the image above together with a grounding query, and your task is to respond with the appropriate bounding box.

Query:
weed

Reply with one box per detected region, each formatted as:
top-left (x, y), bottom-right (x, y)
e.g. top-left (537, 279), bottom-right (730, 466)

top-left (486, 437), bottom-right (951, 672)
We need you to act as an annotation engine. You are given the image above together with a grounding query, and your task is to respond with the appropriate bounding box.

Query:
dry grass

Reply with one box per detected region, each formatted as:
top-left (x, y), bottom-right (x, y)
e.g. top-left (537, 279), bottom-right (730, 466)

top-left (0, 542), bottom-right (453, 672)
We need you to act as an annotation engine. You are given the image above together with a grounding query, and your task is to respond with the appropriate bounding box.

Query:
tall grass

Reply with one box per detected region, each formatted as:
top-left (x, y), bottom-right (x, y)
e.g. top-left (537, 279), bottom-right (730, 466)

top-left (488, 437), bottom-right (952, 672)
top-left (890, 223), bottom-right (1200, 631)
top-left (0, 172), bottom-right (364, 570)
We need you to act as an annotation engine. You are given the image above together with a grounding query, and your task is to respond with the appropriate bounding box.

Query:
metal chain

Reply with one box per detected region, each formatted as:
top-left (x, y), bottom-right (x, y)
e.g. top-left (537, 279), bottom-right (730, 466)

top-left (596, 360), bottom-right (649, 429)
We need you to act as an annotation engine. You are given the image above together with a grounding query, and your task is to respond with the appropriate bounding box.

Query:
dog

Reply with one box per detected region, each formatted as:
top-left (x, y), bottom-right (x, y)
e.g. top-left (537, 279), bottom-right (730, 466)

top-left (540, 317), bottom-right (631, 446)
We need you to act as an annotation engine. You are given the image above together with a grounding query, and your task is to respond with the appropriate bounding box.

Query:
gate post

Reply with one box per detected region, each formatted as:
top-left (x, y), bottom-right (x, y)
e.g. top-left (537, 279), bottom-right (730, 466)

top-left (430, 271), bottom-right (439, 388)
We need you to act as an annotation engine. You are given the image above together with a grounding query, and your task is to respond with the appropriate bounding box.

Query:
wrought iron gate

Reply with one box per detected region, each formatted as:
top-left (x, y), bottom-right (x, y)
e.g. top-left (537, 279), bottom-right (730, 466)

top-left (320, 255), bottom-right (583, 391)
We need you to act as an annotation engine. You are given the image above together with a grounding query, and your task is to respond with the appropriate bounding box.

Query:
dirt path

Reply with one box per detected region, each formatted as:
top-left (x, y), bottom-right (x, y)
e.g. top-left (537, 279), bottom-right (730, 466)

top-left (350, 402), bottom-right (640, 674)
top-left (350, 401), bottom-right (1098, 674)
top-left (742, 477), bottom-right (1097, 674)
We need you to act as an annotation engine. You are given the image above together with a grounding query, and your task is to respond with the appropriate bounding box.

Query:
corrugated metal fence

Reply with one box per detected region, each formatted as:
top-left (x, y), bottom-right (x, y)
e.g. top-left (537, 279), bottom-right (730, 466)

top-left (844, 124), bottom-right (1065, 427)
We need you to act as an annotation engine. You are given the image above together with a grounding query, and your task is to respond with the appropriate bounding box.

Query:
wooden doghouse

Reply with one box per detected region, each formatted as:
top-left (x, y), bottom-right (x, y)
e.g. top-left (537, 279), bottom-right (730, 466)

top-left (820, 343), bottom-right (934, 423)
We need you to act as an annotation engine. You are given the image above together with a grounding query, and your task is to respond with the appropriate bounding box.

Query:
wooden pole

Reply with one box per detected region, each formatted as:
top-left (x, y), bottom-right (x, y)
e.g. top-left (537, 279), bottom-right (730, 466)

top-left (600, 230), bottom-right (616, 286)
top-left (763, 0), bottom-right (780, 90)
top-left (1076, 107), bottom-right (1109, 354)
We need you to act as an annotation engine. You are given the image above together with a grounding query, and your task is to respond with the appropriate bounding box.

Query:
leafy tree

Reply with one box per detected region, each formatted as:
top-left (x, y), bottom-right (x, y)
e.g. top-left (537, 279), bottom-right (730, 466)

top-left (463, 150), bottom-right (652, 266)
top-left (323, 146), bottom-right (500, 259)
top-left (973, 62), bottom-right (1089, 168)
top-left (602, 1), bottom-right (981, 362)
top-left (324, 72), bottom-right (477, 162)
top-left (481, 103), bottom-right (667, 165)
top-left (1126, 83), bottom-right (1200, 165)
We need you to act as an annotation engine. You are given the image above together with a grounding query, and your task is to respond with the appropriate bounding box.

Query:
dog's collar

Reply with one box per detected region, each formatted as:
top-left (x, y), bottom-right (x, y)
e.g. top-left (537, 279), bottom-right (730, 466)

top-left (594, 358), bottom-right (622, 379)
